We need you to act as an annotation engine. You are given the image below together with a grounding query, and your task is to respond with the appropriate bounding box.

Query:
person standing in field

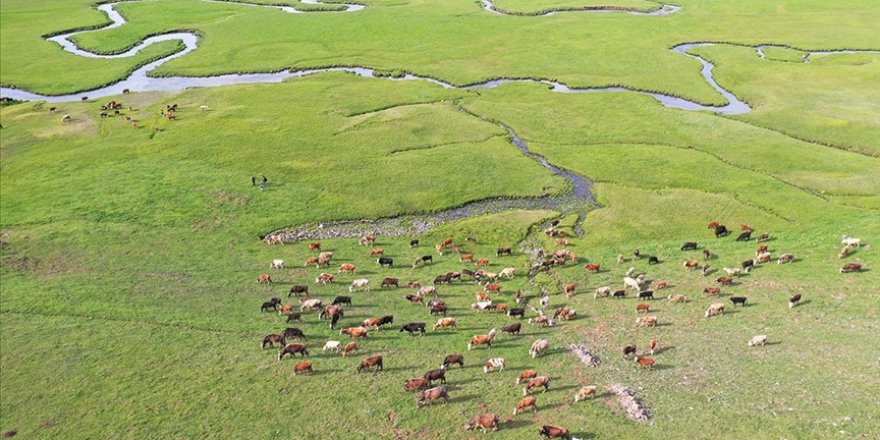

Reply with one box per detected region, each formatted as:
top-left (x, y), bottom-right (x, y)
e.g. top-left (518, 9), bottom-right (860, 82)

top-left (251, 176), bottom-right (257, 186)
top-left (261, 175), bottom-right (268, 190)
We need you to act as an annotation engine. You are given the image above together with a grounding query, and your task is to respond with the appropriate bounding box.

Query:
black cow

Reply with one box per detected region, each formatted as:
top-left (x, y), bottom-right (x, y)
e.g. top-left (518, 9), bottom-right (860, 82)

top-left (378, 257), bottom-right (394, 268)
top-left (378, 315), bottom-right (395, 327)
top-left (742, 259), bottom-right (755, 271)
top-left (507, 308), bottom-right (525, 319)
top-left (421, 255), bottom-right (433, 264)
top-left (497, 247), bottom-right (512, 257)
top-left (633, 249), bottom-right (640, 259)
top-left (461, 269), bottom-right (475, 279)
top-left (329, 313), bottom-right (341, 330)
top-left (501, 322), bottom-right (521, 335)
top-left (433, 275), bottom-right (450, 285)
top-left (648, 256), bottom-right (660, 265)
top-left (400, 322), bottom-right (426, 336)
top-left (638, 290), bottom-right (654, 300)
top-left (288, 285), bottom-right (309, 297)
top-left (730, 296), bottom-right (747, 306)
top-left (423, 369), bottom-right (446, 384)
top-left (623, 345), bottom-right (637, 359)
top-left (332, 296), bottom-right (352, 306)
top-left (613, 290), bottom-right (626, 299)
top-left (736, 231), bottom-right (752, 242)
top-left (261, 301), bottom-right (278, 312)
top-left (282, 327), bottom-right (305, 340)
top-left (680, 242), bottom-right (698, 251)
top-left (714, 225), bottom-right (729, 238)
top-left (410, 239), bottom-right (420, 248)
top-left (441, 354), bottom-right (464, 369)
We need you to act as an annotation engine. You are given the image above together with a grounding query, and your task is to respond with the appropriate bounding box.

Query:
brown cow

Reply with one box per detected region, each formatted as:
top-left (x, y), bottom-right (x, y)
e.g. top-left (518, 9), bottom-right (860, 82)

top-left (476, 258), bottom-right (490, 267)
top-left (704, 287), bottom-right (721, 296)
top-left (740, 224), bottom-right (754, 232)
top-left (649, 337), bottom-right (658, 355)
top-left (475, 291), bottom-right (491, 302)
top-left (636, 316), bottom-right (657, 327)
top-left (840, 263), bottom-right (862, 273)
top-left (460, 253), bottom-right (475, 263)
top-left (341, 342), bottom-right (359, 357)
top-left (636, 303), bottom-right (650, 314)
top-left (468, 328), bottom-right (497, 351)
top-left (357, 355), bottom-right (383, 374)
top-left (359, 235), bottom-right (375, 246)
top-left (416, 386), bottom-right (449, 409)
top-left (756, 244), bottom-right (769, 255)
top-left (486, 283), bottom-right (502, 294)
top-left (261, 334), bottom-right (285, 349)
top-left (584, 263), bottom-right (600, 273)
top-left (278, 343), bottom-right (309, 360)
top-left (304, 256), bottom-right (319, 266)
top-left (517, 369), bottom-right (538, 384)
top-left (256, 273), bottom-right (272, 284)
top-left (315, 273), bottom-right (334, 284)
top-left (338, 263), bottom-right (356, 274)
top-left (716, 276), bottom-right (734, 285)
top-left (523, 376), bottom-right (551, 395)
top-left (464, 413), bottom-right (500, 432)
top-left (635, 356), bottom-right (655, 369)
top-left (404, 378), bottom-right (430, 392)
top-left (433, 318), bottom-right (457, 330)
top-left (362, 317), bottom-right (381, 330)
top-left (654, 280), bottom-right (669, 289)
top-left (574, 385), bottom-right (597, 402)
top-left (707, 221), bottom-right (720, 229)
top-left (292, 361), bottom-right (313, 375)
top-left (279, 304), bottom-right (294, 315)
top-left (756, 232), bottom-right (770, 242)
top-left (563, 283), bottom-right (576, 297)
top-left (308, 242), bottom-right (321, 251)
top-left (683, 259), bottom-right (699, 269)
top-left (340, 327), bottom-right (369, 339)
top-left (370, 248), bottom-right (384, 257)
top-left (513, 396), bottom-right (538, 415)
top-left (539, 426), bottom-right (570, 439)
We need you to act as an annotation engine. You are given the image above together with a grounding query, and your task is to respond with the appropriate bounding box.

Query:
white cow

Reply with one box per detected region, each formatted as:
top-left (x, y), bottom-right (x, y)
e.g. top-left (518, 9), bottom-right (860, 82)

top-left (623, 276), bottom-right (642, 291)
top-left (349, 278), bottom-right (370, 292)
top-left (499, 267), bottom-right (516, 278)
top-left (323, 340), bottom-right (341, 353)
top-left (483, 358), bottom-right (506, 373)
top-left (270, 259), bottom-right (285, 269)
top-left (748, 335), bottom-right (768, 346)
top-left (529, 339), bottom-right (550, 358)
top-left (841, 235), bottom-right (861, 247)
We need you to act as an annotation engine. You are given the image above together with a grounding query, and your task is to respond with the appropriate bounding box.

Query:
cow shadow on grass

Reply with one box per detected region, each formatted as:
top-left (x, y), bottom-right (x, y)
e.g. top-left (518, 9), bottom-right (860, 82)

top-left (652, 345), bottom-right (675, 355)
top-left (648, 363), bottom-right (673, 371)
top-left (450, 394), bottom-right (480, 404)
top-left (552, 384), bottom-right (582, 393)
top-left (502, 419), bottom-right (533, 430)
top-left (796, 299), bottom-right (813, 307)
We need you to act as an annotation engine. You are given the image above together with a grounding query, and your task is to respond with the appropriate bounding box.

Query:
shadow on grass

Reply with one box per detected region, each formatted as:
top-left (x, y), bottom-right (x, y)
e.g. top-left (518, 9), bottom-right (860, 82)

top-left (653, 345), bottom-right (675, 355)
top-left (450, 393), bottom-right (480, 404)
top-left (503, 419), bottom-right (534, 430)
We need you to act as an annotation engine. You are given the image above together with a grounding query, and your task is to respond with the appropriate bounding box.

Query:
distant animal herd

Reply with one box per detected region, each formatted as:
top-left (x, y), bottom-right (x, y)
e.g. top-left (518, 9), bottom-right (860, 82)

top-left (253, 223), bottom-right (865, 439)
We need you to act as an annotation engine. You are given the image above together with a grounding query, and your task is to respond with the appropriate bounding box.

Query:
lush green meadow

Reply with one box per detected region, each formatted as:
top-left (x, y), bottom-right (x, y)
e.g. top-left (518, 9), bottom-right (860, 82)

top-left (2, 0), bottom-right (880, 439)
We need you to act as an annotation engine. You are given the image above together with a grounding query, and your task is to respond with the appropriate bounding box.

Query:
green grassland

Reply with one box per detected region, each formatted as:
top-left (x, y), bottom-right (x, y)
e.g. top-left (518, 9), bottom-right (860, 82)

top-left (2, 0), bottom-right (880, 439)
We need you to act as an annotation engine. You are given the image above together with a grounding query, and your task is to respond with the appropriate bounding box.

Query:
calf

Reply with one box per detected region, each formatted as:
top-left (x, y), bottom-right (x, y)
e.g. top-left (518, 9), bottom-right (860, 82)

top-left (381, 277), bottom-right (399, 288)
top-left (574, 385), bottom-right (598, 402)
top-left (377, 257), bottom-right (393, 268)
top-left (483, 357), bottom-right (505, 373)
top-left (400, 322), bottom-right (426, 336)
top-left (278, 343), bottom-right (309, 360)
top-left (680, 242), bottom-right (698, 251)
top-left (789, 294), bottom-right (802, 308)
top-left (423, 369), bottom-right (446, 385)
top-left (748, 335), bottom-right (768, 346)
top-left (538, 425), bottom-right (570, 440)
top-left (501, 322), bottom-right (521, 335)
top-left (529, 339), bottom-right (550, 358)
top-left (357, 355), bottom-right (383, 374)
top-left (441, 354), bottom-right (464, 370)
top-left (416, 386), bottom-right (449, 409)
top-left (638, 290), bottom-right (654, 300)
top-left (370, 248), bottom-right (384, 257)
top-left (282, 327), bottom-right (305, 340)
top-left (308, 242), bottom-right (321, 251)
top-left (635, 356), bottom-right (655, 369)
top-left (261, 334), bottom-right (285, 349)
top-left (292, 361), bottom-right (313, 375)
top-left (730, 296), bottom-right (747, 306)
top-left (513, 396), bottom-right (538, 415)
top-left (707, 221), bottom-right (720, 229)
top-left (523, 376), bottom-right (551, 395)
top-left (840, 263), bottom-right (861, 273)
top-left (405, 378), bottom-right (430, 392)
top-left (476, 258), bottom-right (490, 267)
top-left (464, 413), bottom-right (500, 433)
top-left (623, 345), bottom-right (637, 359)
top-left (279, 304), bottom-right (294, 315)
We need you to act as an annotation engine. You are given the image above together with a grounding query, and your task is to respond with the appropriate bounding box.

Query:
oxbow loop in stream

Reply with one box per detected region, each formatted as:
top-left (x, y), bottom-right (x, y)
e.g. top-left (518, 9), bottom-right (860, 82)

top-left (755, 45), bottom-right (880, 62)
top-left (480, 0), bottom-right (681, 16)
top-left (4, 0), bottom-right (745, 114)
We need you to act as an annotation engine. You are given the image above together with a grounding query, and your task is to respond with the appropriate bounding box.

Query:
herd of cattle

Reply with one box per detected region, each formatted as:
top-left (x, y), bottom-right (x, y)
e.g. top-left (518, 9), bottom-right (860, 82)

top-left (253, 225), bottom-right (865, 438)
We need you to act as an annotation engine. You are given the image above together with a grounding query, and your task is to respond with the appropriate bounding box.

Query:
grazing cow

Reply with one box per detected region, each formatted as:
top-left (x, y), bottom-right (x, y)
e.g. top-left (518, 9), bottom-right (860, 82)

top-left (638, 290), bottom-right (654, 300)
top-left (636, 316), bottom-right (658, 327)
top-left (282, 327), bottom-right (305, 340)
top-left (701, 264), bottom-right (712, 276)
top-left (416, 386), bottom-right (449, 409)
top-left (756, 232), bottom-right (770, 242)
top-left (476, 258), bottom-right (490, 267)
top-left (260, 299), bottom-right (279, 312)
top-left (304, 256), bottom-right (320, 266)
top-left (736, 231), bottom-right (752, 242)
top-left (553, 307), bottom-right (576, 320)
top-left (841, 235), bottom-right (862, 247)
top-left (405, 378), bottom-right (430, 392)
top-left (705, 303), bottom-right (725, 318)
top-left (499, 267), bottom-right (516, 279)
top-left (756, 244), bottom-right (769, 255)
top-left (730, 296), bottom-right (747, 306)
top-left (423, 369), bottom-right (446, 385)
top-left (286, 312), bottom-right (303, 323)
top-left (338, 263), bottom-right (356, 274)
top-left (369, 248), bottom-right (384, 257)
top-left (279, 304), bottom-right (294, 315)
top-left (703, 249), bottom-right (712, 260)
top-left (636, 303), bottom-right (651, 314)
top-left (381, 277), bottom-right (399, 288)
top-left (529, 339), bottom-right (550, 358)
top-left (471, 301), bottom-right (493, 311)
top-left (648, 256), bottom-right (660, 265)
top-left (563, 283), bottom-right (576, 297)
top-left (315, 273), bottom-right (333, 285)
top-left (340, 327), bottom-right (369, 339)
top-left (594, 286), bottom-right (612, 298)
top-left (417, 286), bottom-right (438, 298)
top-left (501, 322), bottom-right (521, 335)
top-left (416, 255), bottom-right (433, 266)
top-left (378, 315), bottom-right (394, 328)
top-left (308, 242), bottom-right (321, 252)
top-left (270, 259), bottom-right (285, 269)
top-left (667, 294), bottom-right (686, 303)
top-left (288, 285), bottom-right (309, 297)
top-left (460, 253), bottom-right (475, 263)
top-left (517, 370), bottom-right (538, 385)
top-left (315, 257), bottom-right (332, 268)
top-left (715, 276), bottom-right (735, 286)
top-left (681, 242), bottom-right (698, 251)
top-left (741, 224), bottom-right (754, 233)
top-left (410, 239), bottom-right (420, 248)
top-left (441, 354), bottom-right (464, 370)
top-left (704, 287), bottom-right (721, 296)
top-left (256, 274), bottom-right (272, 284)
top-left (359, 235), bottom-right (375, 246)
top-left (649, 337), bottom-right (658, 355)
top-left (529, 315), bottom-right (555, 327)
top-left (840, 263), bottom-right (862, 273)
top-left (623, 345), bottom-right (637, 359)
top-left (755, 252), bottom-right (772, 264)
top-left (361, 317), bottom-right (381, 330)
top-left (486, 283), bottom-right (502, 294)
top-left (635, 356), bottom-right (655, 369)
top-left (523, 376), bottom-right (551, 395)
top-left (265, 234), bottom-right (283, 245)
top-left (714, 225), bottom-right (729, 238)
top-left (292, 361), bottom-right (313, 375)
top-left (789, 294), bottom-right (802, 308)
top-left (538, 426), bottom-right (570, 440)
top-left (299, 298), bottom-right (322, 312)
top-left (400, 322), bottom-right (426, 336)
top-left (332, 296), bottom-right (352, 307)
top-left (748, 335), bottom-right (768, 346)
top-left (377, 257), bottom-right (393, 268)
top-left (405, 293), bottom-right (425, 305)
top-left (261, 334), bottom-right (285, 349)
top-left (342, 342), bottom-right (359, 357)
top-left (838, 244), bottom-right (854, 259)
top-left (612, 290), bottom-right (627, 299)
top-left (555, 238), bottom-right (568, 246)
top-left (349, 278), bottom-right (370, 293)
top-left (465, 413), bottom-right (500, 432)
top-left (683, 259), bottom-right (700, 270)
top-left (625, 267), bottom-right (637, 278)
top-left (357, 355), bottom-right (383, 374)
top-left (497, 247), bottom-right (512, 256)
top-left (742, 259), bottom-right (755, 272)
top-left (723, 267), bottom-right (742, 276)
top-left (654, 280), bottom-right (669, 289)
top-left (777, 253), bottom-right (794, 264)
top-left (584, 263), bottom-right (600, 273)
top-left (484, 357), bottom-right (505, 373)
top-left (574, 385), bottom-right (598, 402)
top-left (707, 221), bottom-right (720, 229)
top-left (322, 340), bottom-right (341, 353)
top-left (624, 276), bottom-right (643, 291)
top-left (430, 304), bottom-right (449, 316)
top-left (493, 304), bottom-right (509, 313)
top-left (513, 396), bottom-right (538, 415)
top-left (278, 343), bottom-right (309, 360)
top-left (468, 328), bottom-right (497, 351)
